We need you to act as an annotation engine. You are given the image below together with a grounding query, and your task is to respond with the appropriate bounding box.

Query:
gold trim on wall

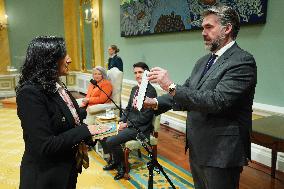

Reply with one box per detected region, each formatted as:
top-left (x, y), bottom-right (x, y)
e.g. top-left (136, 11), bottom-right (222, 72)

top-left (64, 0), bottom-right (103, 72)
top-left (63, 0), bottom-right (81, 71)
top-left (0, 77), bottom-right (15, 91)
top-left (79, 0), bottom-right (87, 72)
top-left (66, 74), bottom-right (76, 86)
top-left (0, 0), bottom-right (11, 74)
top-left (92, 0), bottom-right (104, 67)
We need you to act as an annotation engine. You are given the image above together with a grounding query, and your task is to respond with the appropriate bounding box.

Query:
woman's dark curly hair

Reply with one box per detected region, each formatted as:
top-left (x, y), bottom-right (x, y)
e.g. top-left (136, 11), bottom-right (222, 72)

top-left (16, 36), bottom-right (67, 94)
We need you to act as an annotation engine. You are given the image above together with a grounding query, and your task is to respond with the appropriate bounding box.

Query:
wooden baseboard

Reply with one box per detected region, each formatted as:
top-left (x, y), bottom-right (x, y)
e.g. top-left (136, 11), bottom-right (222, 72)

top-left (250, 160), bottom-right (284, 175)
top-left (161, 124), bottom-right (284, 175)
top-left (160, 124), bottom-right (185, 136)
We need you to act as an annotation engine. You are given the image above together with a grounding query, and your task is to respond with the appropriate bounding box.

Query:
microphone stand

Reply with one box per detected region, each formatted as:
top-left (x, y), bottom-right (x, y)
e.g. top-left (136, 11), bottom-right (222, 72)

top-left (92, 81), bottom-right (176, 189)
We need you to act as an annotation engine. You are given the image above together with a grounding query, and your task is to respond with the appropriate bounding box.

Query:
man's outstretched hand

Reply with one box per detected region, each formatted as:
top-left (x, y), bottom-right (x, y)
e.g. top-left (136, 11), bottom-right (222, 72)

top-left (143, 97), bottom-right (158, 109)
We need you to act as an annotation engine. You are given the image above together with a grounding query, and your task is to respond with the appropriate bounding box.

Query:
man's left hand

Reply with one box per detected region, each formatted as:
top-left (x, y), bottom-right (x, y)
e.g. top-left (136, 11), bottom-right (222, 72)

top-left (143, 97), bottom-right (158, 109)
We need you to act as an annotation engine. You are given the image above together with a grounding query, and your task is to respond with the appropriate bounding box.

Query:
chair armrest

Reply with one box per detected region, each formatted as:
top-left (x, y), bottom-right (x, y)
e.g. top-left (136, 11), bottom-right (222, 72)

top-left (152, 115), bottom-right (161, 132)
top-left (88, 103), bottom-right (116, 114)
top-left (76, 98), bottom-right (84, 107)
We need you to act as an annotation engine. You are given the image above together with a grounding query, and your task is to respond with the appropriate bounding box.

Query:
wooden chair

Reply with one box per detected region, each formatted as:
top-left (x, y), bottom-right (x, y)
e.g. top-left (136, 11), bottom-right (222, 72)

top-left (123, 115), bottom-right (161, 179)
top-left (251, 115), bottom-right (284, 178)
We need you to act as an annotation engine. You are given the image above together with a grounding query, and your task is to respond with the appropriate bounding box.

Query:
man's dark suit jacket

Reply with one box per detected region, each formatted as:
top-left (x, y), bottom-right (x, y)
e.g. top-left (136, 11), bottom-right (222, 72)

top-left (108, 55), bottom-right (123, 72)
top-left (120, 83), bottom-right (157, 134)
top-left (17, 84), bottom-right (91, 189)
top-left (157, 43), bottom-right (257, 168)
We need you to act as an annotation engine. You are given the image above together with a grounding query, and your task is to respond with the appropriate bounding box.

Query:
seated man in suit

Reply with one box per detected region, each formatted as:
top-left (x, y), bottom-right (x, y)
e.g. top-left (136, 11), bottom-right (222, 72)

top-left (102, 62), bottom-right (157, 180)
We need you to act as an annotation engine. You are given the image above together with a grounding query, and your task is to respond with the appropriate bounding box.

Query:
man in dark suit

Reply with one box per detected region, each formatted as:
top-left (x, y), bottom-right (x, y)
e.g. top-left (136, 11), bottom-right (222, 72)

top-left (103, 62), bottom-right (157, 180)
top-left (145, 5), bottom-right (257, 189)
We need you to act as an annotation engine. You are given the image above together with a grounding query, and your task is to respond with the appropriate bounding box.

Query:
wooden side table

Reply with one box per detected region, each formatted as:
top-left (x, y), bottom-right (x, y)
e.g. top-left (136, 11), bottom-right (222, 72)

top-left (251, 115), bottom-right (284, 178)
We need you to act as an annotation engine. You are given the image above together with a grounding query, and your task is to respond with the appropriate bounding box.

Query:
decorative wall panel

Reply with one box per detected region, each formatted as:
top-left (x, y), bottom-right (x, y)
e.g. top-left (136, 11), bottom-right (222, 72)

top-left (120, 0), bottom-right (268, 37)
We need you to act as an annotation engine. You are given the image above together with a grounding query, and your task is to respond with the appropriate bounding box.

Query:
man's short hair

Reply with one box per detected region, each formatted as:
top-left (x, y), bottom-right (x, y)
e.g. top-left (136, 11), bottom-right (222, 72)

top-left (203, 5), bottom-right (240, 40)
top-left (133, 62), bottom-right (150, 71)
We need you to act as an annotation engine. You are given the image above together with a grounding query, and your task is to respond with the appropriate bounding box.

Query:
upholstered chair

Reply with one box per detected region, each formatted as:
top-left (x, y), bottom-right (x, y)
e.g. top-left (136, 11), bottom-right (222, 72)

top-left (84, 67), bottom-right (123, 125)
top-left (123, 115), bottom-right (161, 179)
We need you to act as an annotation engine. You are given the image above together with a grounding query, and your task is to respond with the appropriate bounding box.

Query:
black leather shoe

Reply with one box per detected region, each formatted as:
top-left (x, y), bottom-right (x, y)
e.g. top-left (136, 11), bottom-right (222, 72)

top-left (103, 162), bottom-right (118, 171)
top-left (114, 172), bottom-right (125, 180)
top-left (104, 157), bottom-right (112, 164)
top-left (114, 164), bottom-right (125, 180)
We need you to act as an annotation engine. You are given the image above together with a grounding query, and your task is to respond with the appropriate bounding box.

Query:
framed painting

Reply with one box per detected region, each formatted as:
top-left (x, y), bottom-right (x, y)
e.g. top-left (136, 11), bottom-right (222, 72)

top-left (120, 0), bottom-right (268, 37)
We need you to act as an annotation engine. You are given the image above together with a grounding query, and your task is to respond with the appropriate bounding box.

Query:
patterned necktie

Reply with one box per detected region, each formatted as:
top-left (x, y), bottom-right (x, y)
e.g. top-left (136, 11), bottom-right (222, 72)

top-left (132, 87), bottom-right (139, 108)
top-left (202, 54), bottom-right (218, 76)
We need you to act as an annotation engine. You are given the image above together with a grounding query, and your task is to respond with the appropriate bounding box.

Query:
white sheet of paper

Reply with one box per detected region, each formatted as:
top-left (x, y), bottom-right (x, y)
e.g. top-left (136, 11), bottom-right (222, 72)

top-left (136, 70), bottom-right (149, 111)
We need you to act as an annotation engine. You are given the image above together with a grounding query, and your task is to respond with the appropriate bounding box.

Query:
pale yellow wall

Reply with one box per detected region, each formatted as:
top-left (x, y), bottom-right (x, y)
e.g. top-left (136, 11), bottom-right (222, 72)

top-left (0, 0), bottom-right (11, 74)
top-left (64, 0), bottom-right (81, 71)
top-left (92, 0), bottom-right (104, 67)
top-left (64, 0), bottom-right (104, 71)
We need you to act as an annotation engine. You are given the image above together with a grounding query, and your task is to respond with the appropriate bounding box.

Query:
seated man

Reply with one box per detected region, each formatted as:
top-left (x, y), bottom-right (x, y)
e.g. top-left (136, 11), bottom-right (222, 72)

top-left (102, 62), bottom-right (157, 180)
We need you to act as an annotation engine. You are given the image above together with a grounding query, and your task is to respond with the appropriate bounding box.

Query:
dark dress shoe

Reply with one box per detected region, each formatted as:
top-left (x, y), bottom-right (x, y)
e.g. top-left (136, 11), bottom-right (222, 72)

top-left (114, 164), bottom-right (125, 180)
top-left (104, 157), bottom-right (112, 164)
top-left (103, 162), bottom-right (118, 171)
top-left (114, 172), bottom-right (125, 180)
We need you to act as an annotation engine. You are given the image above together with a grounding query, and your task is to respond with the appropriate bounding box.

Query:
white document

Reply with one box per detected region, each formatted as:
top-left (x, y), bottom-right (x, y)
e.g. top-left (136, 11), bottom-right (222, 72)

top-left (136, 70), bottom-right (149, 111)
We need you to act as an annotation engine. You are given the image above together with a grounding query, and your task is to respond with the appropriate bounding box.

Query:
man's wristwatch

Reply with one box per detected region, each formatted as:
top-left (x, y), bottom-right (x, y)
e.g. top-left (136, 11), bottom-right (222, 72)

top-left (153, 98), bottom-right (159, 110)
top-left (168, 83), bottom-right (176, 95)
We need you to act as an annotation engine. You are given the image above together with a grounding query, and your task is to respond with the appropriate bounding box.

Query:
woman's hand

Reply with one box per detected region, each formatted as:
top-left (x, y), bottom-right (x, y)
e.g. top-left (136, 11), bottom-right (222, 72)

top-left (82, 98), bottom-right (89, 104)
top-left (87, 125), bottom-right (103, 135)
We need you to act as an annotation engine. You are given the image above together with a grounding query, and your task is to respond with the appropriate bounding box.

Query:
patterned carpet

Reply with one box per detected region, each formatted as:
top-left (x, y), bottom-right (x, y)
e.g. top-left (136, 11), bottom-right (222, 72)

top-left (0, 107), bottom-right (194, 188)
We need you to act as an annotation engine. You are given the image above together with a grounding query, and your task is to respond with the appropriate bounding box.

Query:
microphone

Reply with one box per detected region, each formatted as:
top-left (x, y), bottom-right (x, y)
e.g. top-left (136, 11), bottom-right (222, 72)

top-left (81, 79), bottom-right (98, 107)
top-left (90, 78), bottom-right (174, 188)
top-left (90, 79), bottom-right (97, 86)
top-left (91, 78), bottom-right (151, 148)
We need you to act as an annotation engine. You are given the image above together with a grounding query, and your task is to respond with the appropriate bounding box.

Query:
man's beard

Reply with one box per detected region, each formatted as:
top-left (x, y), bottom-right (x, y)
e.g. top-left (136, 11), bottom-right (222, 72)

top-left (205, 32), bottom-right (226, 52)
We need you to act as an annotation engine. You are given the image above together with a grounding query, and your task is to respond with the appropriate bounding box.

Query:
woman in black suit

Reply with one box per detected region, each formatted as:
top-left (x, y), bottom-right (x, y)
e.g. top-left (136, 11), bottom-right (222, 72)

top-left (107, 44), bottom-right (123, 72)
top-left (16, 36), bottom-right (100, 189)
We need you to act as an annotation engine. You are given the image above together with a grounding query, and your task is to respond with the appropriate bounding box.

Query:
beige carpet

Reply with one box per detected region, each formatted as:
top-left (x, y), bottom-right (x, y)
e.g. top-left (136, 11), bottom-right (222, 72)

top-left (0, 108), bottom-right (133, 188)
top-left (0, 107), bottom-right (194, 188)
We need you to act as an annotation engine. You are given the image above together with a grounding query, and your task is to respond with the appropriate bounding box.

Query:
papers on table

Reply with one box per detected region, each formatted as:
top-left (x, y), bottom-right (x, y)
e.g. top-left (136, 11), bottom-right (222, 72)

top-left (96, 115), bottom-right (116, 120)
